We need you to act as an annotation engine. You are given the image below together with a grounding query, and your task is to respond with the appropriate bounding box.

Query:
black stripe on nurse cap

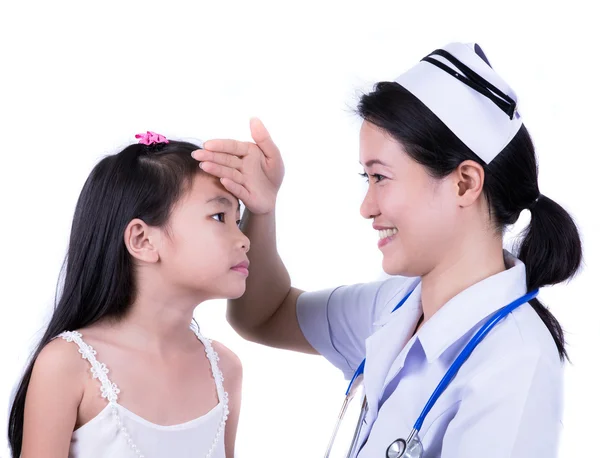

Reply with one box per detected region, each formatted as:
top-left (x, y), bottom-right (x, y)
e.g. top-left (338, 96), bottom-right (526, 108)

top-left (421, 48), bottom-right (518, 120)
top-left (394, 42), bottom-right (523, 164)
top-left (474, 43), bottom-right (492, 67)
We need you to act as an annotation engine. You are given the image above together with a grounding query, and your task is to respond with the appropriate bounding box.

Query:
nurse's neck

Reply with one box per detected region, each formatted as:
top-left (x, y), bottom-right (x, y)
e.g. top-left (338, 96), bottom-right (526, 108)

top-left (419, 235), bottom-right (506, 325)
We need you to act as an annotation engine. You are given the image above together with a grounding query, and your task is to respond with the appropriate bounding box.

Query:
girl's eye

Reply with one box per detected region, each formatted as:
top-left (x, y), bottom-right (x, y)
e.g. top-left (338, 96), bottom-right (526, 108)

top-left (236, 219), bottom-right (242, 227)
top-left (359, 172), bottom-right (386, 183)
top-left (211, 213), bottom-right (226, 223)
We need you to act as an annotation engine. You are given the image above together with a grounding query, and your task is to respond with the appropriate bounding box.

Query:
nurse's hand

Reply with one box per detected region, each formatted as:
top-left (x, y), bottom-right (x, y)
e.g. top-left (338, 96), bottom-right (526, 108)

top-left (192, 118), bottom-right (284, 215)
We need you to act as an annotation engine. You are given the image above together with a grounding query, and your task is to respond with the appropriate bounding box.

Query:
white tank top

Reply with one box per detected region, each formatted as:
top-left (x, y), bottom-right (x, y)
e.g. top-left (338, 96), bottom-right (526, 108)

top-left (58, 326), bottom-right (229, 458)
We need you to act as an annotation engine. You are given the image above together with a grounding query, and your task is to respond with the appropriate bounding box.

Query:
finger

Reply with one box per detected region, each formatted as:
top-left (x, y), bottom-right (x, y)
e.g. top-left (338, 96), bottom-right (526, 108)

top-left (193, 150), bottom-right (243, 169)
top-left (199, 162), bottom-right (245, 183)
top-left (201, 139), bottom-right (251, 157)
top-left (249, 118), bottom-right (281, 160)
top-left (220, 177), bottom-right (251, 203)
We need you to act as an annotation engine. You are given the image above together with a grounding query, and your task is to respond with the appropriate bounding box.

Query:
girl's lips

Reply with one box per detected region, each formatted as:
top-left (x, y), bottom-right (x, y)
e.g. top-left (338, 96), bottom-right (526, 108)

top-left (230, 266), bottom-right (249, 276)
top-left (231, 261), bottom-right (249, 276)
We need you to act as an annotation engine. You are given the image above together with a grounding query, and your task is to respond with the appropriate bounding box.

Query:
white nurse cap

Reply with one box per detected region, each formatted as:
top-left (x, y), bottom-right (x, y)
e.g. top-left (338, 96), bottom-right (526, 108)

top-left (394, 42), bottom-right (522, 164)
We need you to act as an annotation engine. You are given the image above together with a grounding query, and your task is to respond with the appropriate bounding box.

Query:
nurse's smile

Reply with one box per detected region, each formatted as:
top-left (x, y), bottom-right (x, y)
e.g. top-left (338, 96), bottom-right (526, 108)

top-left (375, 226), bottom-right (398, 249)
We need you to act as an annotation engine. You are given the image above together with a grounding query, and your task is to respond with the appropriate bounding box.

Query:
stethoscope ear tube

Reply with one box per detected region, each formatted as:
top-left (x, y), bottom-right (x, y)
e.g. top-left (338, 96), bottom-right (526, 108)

top-left (347, 396), bottom-right (368, 458)
top-left (324, 379), bottom-right (367, 458)
top-left (324, 396), bottom-right (352, 457)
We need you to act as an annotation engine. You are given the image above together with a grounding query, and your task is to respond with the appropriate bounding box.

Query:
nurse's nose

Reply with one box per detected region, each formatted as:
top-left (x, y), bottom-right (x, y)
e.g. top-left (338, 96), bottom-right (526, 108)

top-left (360, 185), bottom-right (380, 220)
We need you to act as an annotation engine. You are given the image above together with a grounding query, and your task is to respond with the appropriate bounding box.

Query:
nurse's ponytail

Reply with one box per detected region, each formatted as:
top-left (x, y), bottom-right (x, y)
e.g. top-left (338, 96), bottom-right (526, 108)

top-left (358, 82), bottom-right (583, 361)
top-left (515, 194), bottom-right (582, 360)
top-left (519, 194), bottom-right (582, 291)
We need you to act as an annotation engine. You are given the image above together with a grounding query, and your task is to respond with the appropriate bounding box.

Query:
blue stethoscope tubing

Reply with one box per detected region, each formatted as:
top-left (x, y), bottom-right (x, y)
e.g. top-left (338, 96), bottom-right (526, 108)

top-left (344, 286), bottom-right (539, 456)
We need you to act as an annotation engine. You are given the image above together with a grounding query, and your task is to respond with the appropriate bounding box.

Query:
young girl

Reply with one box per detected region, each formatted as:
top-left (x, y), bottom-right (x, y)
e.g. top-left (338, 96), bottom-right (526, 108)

top-left (8, 131), bottom-right (246, 458)
top-left (192, 43), bottom-right (583, 457)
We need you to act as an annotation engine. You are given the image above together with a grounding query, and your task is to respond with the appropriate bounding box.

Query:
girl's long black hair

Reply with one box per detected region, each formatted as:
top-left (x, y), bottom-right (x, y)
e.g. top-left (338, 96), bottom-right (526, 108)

top-left (8, 140), bottom-right (202, 457)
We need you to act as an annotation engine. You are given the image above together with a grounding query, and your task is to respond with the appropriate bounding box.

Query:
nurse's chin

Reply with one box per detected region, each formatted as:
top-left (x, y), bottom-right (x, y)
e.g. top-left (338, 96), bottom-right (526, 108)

top-left (381, 257), bottom-right (420, 278)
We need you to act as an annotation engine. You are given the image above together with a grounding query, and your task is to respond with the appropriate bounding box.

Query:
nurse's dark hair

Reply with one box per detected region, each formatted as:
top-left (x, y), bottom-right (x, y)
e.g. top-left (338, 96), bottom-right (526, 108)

top-left (357, 82), bottom-right (582, 361)
top-left (7, 140), bottom-right (202, 457)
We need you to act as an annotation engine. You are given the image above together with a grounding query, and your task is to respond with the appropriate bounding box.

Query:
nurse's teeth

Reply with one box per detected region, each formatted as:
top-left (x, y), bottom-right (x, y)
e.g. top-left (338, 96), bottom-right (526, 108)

top-left (378, 228), bottom-right (398, 239)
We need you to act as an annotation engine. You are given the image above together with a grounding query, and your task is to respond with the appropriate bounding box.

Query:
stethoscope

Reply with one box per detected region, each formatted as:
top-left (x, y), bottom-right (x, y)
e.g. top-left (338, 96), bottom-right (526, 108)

top-left (324, 286), bottom-right (539, 458)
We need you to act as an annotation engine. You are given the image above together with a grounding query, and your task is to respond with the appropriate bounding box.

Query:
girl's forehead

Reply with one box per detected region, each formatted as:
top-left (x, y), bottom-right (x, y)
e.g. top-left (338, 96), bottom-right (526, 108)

top-left (184, 173), bottom-right (240, 208)
top-left (191, 172), bottom-right (225, 195)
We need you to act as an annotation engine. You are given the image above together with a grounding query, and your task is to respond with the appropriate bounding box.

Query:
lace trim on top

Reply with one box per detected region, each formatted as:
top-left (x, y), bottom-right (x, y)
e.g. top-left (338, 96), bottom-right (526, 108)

top-left (58, 324), bottom-right (229, 458)
top-left (59, 331), bottom-right (120, 403)
top-left (189, 327), bottom-right (229, 409)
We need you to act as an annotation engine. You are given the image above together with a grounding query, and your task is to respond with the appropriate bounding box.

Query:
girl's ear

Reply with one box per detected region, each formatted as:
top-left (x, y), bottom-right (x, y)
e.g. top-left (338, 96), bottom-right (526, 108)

top-left (124, 218), bottom-right (160, 263)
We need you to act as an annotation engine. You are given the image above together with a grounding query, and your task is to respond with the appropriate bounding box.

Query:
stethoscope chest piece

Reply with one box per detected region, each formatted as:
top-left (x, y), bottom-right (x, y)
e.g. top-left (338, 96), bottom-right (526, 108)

top-left (386, 439), bottom-right (406, 458)
top-left (386, 431), bottom-right (423, 458)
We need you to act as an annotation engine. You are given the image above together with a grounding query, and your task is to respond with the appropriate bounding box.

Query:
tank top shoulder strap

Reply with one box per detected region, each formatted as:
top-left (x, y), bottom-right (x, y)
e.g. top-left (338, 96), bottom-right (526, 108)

top-left (58, 331), bottom-right (121, 403)
top-left (189, 323), bottom-right (228, 407)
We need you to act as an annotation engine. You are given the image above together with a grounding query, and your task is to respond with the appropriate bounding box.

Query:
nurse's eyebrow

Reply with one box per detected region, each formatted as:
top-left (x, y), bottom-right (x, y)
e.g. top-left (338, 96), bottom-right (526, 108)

top-left (206, 196), bottom-right (241, 210)
top-left (362, 159), bottom-right (390, 168)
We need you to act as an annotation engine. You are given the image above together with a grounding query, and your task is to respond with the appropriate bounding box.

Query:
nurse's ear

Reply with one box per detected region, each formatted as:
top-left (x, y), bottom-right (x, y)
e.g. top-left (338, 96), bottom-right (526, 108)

top-left (454, 160), bottom-right (485, 208)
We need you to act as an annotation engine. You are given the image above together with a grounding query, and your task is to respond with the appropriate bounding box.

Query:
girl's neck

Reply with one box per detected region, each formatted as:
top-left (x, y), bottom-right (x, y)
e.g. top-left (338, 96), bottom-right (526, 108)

top-left (107, 290), bottom-right (202, 357)
top-left (419, 234), bottom-right (506, 324)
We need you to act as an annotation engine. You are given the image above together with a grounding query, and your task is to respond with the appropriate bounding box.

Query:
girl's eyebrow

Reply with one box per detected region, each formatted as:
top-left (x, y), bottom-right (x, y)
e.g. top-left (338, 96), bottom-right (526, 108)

top-left (206, 195), bottom-right (241, 210)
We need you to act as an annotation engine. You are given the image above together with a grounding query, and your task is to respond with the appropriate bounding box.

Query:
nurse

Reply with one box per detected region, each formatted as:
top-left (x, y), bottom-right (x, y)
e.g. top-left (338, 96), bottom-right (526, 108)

top-left (192, 42), bottom-right (583, 457)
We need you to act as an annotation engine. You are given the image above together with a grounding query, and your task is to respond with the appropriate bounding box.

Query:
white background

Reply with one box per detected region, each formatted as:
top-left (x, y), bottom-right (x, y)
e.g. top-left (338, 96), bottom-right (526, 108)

top-left (1, 1), bottom-right (598, 457)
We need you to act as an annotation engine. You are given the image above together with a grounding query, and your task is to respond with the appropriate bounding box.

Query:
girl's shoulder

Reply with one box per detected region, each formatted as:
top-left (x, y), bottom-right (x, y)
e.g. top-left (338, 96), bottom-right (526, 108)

top-left (38, 333), bottom-right (90, 375)
top-left (36, 325), bottom-right (114, 388)
top-left (209, 340), bottom-right (242, 383)
top-left (21, 336), bottom-right (89, 455)
top-left (30, 335), bottom-right (89, 403)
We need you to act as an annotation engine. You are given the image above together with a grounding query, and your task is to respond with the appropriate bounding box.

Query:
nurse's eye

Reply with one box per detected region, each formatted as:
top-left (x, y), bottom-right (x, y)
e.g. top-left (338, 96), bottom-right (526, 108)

top-left (359, 172), bottom-right (386, 183)
top-left (211, 213), bottom-right (226, 223)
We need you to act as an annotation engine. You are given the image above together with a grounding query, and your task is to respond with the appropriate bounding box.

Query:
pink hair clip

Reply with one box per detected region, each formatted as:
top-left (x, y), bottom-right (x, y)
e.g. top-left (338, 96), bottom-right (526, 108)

top-left (135, 131), bottom-right (169, 145)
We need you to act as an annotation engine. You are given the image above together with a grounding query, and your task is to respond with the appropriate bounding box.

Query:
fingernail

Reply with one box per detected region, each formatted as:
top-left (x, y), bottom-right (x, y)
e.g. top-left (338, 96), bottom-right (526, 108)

top-left (198, 162), bottom-right (203, 169)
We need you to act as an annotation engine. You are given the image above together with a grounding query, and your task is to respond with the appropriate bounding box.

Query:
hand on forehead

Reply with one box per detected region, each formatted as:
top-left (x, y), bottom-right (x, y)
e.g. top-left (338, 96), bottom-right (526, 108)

top-left (191, 172), bottom-right (242, 210)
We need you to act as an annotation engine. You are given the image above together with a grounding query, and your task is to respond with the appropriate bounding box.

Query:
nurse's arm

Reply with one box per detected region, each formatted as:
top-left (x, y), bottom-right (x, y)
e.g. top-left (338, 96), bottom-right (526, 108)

top-left (196, 121), bottom-right (318, 355)
top-left (226, 208), bottom-right (318, 355)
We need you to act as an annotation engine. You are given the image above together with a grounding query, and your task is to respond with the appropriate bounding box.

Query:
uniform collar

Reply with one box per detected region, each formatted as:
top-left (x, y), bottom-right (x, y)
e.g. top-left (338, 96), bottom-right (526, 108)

top-left (363, 278), bottom-right (423, 429)
top-left (416, 250), bottom-right (528, 362)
